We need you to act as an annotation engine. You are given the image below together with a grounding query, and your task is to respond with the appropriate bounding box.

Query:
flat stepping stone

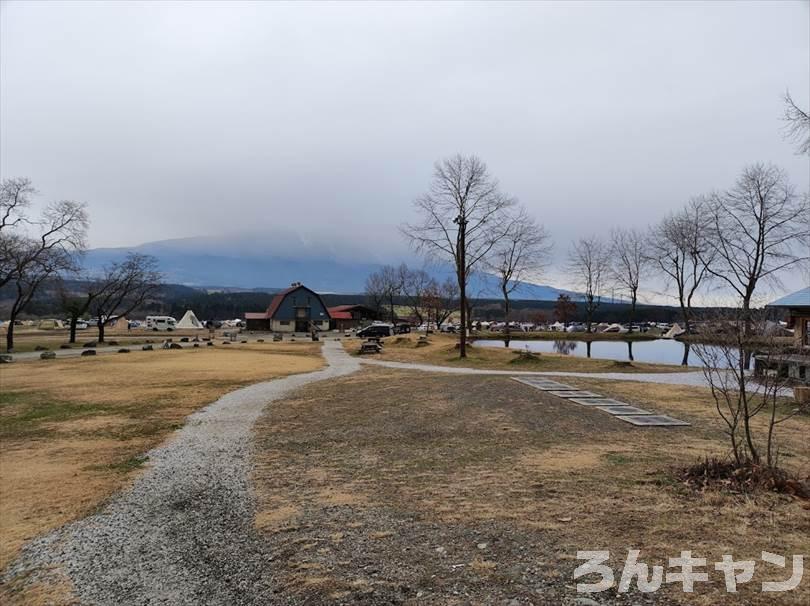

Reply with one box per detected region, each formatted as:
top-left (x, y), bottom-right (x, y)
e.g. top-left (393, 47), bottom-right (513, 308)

top-left (568, 397), bottom-right (632, 406)
top-left (547, 390), bottom-right (602, 399)
top-left (511, 377), bottom-right (575, 390)
top-left (595, 405), bottom-right (653, 416)
top-left (618, 414), bottom-right (690, 427)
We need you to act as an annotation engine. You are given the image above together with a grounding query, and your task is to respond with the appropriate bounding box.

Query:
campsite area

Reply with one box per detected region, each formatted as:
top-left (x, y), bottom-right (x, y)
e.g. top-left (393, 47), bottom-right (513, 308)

top-left (2, 329), bottom-right (808, 605)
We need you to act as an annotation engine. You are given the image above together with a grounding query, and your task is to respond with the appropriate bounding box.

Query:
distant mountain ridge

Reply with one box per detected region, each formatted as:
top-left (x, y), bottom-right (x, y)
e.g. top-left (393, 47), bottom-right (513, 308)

top-left (82, 232), bottom-right (580, 301)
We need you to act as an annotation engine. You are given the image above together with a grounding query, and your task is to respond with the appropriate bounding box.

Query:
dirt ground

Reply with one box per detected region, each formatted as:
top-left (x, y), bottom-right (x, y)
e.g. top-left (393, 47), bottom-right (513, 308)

top-left (0, 341), bottom-right (323, 570)
top-left (252, 368), bottom-right (809, 605)
top-left (367, 333), bottom-right (686, 373)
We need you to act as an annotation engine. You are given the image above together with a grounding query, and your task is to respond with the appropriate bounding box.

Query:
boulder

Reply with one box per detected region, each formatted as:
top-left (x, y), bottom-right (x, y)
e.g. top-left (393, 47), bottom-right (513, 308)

top-left (81, 350), bottom-right (96, 356)
top-left (142, 344), bottom-right (154, 351)
top-left (83, 341), bottom-right (97, 348)
top-left (39, 351), bottom-right (57, 360)
top-left (169, 343), bottom-right (183, 349)
top-left (118, 348), bottom-right (130, 353)
top-left (34, 345), bottom-right (49, 351)
top-left (256, 339), bottom-right (264, 343)
top-left (180, 337), bottom-right (189, 343)
top-left (60, 344), bottom-right (73, 349)
top-left (222, 341), bottom-right (230, 345)
top-left (193, 343), bottom-right (200, 348)
top-left (0, 354), bottom-right (13, 363)
top-left (206, 342), bottom-right (214, 347)
top-left (241, 340), bottom-right (248, 343)
top-left (108, 340), bottom-right (119, 346)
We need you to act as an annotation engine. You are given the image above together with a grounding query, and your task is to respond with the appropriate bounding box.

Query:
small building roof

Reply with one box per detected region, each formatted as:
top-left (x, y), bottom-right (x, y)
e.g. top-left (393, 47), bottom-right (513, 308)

top-left (767, 287), bottom-right (810, 309)
top-left (329, 310), bottom-right (353, 320)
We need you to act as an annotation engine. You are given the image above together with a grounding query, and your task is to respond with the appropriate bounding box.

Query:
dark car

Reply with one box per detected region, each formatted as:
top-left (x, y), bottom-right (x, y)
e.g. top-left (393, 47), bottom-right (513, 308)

top-left (357, 324), bottom-right (392, 338)
top-left (394, 324), bottom-right (411, 334)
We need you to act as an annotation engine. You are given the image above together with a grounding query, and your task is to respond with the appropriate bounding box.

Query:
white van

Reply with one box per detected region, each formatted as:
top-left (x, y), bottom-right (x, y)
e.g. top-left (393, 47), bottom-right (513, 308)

top-left (146, 316), bottom-right (177, 331)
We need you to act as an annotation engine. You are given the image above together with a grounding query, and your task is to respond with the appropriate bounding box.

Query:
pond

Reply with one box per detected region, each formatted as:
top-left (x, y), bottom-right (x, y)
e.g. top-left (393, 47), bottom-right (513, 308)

top-left (473, 338), bottom-right (751, 369)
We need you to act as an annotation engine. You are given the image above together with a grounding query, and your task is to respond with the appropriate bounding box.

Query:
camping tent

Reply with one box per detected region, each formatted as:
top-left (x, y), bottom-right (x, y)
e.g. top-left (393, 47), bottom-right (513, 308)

top-left (663, 323), bottom-right (686, 339)
top-left (177, 310), bottom-right (204, 329)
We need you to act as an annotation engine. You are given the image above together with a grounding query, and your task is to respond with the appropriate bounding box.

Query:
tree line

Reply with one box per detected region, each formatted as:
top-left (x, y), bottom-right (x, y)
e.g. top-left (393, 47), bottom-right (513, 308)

top-left (0, 179), bottom-right (162, 350)
top-left (387, 93), bottom-right (808, 358)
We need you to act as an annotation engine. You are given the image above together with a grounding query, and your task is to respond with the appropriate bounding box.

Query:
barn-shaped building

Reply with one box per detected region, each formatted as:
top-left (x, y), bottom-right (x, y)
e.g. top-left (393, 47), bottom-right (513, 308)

top-left (245, 283), bottom-right (332, 333)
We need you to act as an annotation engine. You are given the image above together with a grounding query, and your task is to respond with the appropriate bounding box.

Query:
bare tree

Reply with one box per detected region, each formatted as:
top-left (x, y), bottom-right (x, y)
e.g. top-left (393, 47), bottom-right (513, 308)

top-left (567, 235), bottom-right (609, 333)
top-left (486, 207), bottom-right (551, 341)
top-left (692, 310), bottom-right (800, 469)
top-left (782, 90), bottom-right (810, 155)
top-left (704, 164), bottom-right (808, 331)
top-left (648, 197), bottom-right (713, 342)
top-left (1, 178), bottom-right (87, 291)
top-left (553, 293), bottom-right (576, 325)
top-left (87, 254), bottom-right (162, 343)
top-left (400, 265), bottom-right (433, 327)
top-left (423, 276), bottom-right (458, 330)
top-left (364, 271), bottom-right (387, 319)
top-left (402, 154), bottom-right (514, 357)
top-left (5, 246), bottom-right (77, 351)
top-left (609, 227), bottom-right (648, 333)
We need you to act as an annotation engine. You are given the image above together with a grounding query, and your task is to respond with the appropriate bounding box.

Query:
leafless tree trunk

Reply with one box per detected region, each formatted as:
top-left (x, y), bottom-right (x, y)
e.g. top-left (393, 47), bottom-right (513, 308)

top-left (567, 235), bottom-right (608, 333)
top-left (782, 90), bottom-right (810, 156)
top-left (703, 164), bottom-right (808, 334)
top-left (88, 254), bottom-right (162, 342)
top-left (692, 310), bottom-right (799, 469)
top-left (402, 155), bottom-right (514, 357)
top-left (609, 227), bottom-right (648, 333)
top-left (648, 198), bottom-right (713, 355)
top-left (400, 266), bottom-right (432, 326)
top-left (364, 271), bottom-right (387, 320)
top-left (486, 207), bottom-right (551, 343)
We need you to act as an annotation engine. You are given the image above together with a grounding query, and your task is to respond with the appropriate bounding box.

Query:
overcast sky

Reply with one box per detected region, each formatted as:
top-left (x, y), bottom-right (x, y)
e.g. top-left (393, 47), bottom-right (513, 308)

top-left (1, 1), bottom-right (808, 297)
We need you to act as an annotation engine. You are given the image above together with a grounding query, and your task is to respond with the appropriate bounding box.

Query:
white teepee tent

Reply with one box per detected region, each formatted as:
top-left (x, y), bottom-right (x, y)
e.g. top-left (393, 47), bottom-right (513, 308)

top-left (177, 310), bottom-right (204, 329)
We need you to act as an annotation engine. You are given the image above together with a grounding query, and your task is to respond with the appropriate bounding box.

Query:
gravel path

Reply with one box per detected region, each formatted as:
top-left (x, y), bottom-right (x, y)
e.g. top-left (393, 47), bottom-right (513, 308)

top-left (4, 340), bottom-right (360, 605)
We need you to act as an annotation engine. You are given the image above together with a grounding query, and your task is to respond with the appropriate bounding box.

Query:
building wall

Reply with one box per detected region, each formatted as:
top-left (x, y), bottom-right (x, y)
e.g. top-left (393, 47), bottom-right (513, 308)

top-left (273, 287), bottom-right (332, 323)
top-left (271, 319), bottom-right (330, 332)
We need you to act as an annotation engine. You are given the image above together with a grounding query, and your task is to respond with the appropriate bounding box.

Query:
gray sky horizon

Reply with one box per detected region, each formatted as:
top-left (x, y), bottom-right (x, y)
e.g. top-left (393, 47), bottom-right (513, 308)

top-left (1, 0), bottom-right (808, 299)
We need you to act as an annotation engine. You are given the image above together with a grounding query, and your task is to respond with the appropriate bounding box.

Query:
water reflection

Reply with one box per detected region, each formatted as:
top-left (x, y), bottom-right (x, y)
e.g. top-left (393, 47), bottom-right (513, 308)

top-left (553, 340), bottom-right (577, 355)
top-left (474, 338), bottom-right (754, 369)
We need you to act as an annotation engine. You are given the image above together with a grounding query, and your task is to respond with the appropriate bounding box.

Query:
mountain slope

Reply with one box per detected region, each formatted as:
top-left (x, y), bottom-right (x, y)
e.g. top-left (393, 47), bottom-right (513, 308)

top-left (82, 232), bottom-right (577, 299)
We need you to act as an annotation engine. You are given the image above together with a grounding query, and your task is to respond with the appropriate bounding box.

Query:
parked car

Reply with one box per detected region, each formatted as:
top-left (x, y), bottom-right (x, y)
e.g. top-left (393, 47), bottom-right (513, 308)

top-left (394, 324), bottom-right (411, 334)
top-left (357, 324), bottom-right (392, 338)
top-left (146, 315), bottom-right (177, 331)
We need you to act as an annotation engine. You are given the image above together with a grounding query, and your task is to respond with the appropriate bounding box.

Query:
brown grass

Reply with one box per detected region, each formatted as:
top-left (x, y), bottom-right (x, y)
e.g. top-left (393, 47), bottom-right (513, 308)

top-left (252, 367), bottom-right (810, 605)
top-left (0, 341), bottom-right (323, 572)
top-left (367, 332), bottom-right (685, 373)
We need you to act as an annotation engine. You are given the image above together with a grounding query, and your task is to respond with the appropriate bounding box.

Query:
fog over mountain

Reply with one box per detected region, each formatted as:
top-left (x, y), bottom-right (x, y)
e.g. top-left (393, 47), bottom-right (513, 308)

top-left (82, 229), bottom-right (578, 300)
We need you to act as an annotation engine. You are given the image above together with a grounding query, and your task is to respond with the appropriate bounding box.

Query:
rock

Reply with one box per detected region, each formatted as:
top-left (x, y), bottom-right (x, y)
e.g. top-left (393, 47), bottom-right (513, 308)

top-left (83, 341), bottom-right (97, 348)
top-left (573, 598), bottom-right (601, 606)
top-left (108, 340), bottom-right (119, 346)
top-left (222, 341), bottom-right (230, 345)
top-left (118, 348), bottom-right (130, 353)
top-left (241, 340), bottom-right (248, 344)
top-left (81, 350), bottom-right (96, 356)
top-left (193, 343), bottom-right (200, 348)
top-left (0, 354), bottom-right (13, 363)
top-left (169, 343), bottom-right (182, 349)
top-left (256, 339), bottom-right (264, 343)
top-left (34, 345), bottom-right (49, 351)
top-left (142, 344), bottom-right (154, 351)
top-left (60, 344), bottom-right (73, 349)
top-left (206, 342), bottom-right (214, 347)
top-left (477, 542), bottom-right (488, 550)
top-left (180, 337), bottom-right (189, 342)
top-left (39, 351), bottom-right (56, 360)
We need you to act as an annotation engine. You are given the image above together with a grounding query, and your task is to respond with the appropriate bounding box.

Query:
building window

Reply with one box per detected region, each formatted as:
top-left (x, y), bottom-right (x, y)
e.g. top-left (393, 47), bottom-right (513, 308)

top-left (280, 320), bottom-right (290, 326)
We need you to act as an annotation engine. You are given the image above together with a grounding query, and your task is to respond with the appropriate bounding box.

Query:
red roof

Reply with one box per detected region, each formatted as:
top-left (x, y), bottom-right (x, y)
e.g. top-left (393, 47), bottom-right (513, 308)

top-left (329, 310), bottom-right (352, 320)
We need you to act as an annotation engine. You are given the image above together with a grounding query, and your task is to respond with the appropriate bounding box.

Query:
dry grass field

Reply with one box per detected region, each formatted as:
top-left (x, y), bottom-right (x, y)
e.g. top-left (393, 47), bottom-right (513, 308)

top-left (0, 340), bottom-right (323, 570)
top-left (252, 368), bottom-right (809, 605)
top-left (370, 333), bottom-right (685, 373)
